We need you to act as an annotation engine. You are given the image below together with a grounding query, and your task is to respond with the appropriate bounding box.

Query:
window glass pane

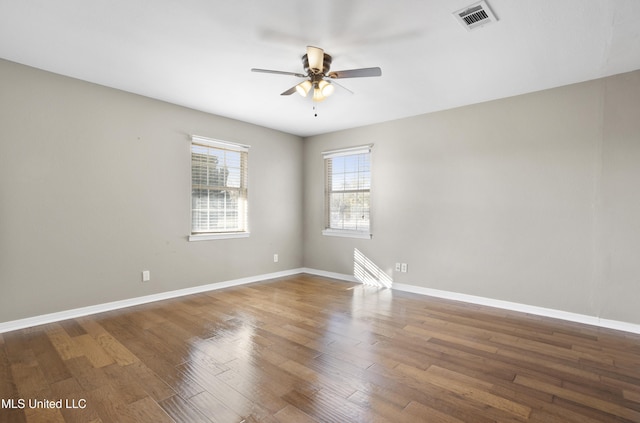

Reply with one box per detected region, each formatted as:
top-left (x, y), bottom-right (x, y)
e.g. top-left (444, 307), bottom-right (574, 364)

top-left (331, 174), bottom-right (343, 191)
top-left (344, 155), bottom-right (358, 172)
top-left (191, 144), bottom-right (209, 156)
top-left (226, 166), bottom-right (241, 188)
top-left (359, 171), bottom-right (371, 189)
top-left (331, 156), bottom-right (345, 174)
top-left (344, 172), bottom-right (358, 190)
top-left (191, 141), bottom-right (248, 234)
top-left (325, 149), bottom-right (371, 234)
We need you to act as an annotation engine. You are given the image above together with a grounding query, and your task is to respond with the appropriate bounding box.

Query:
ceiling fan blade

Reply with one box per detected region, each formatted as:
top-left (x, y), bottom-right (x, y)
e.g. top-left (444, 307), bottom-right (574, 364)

top-left (251, 68), bottom-right (305, 78)
top-left (307, 46), bottom-right (324, 73)
top-left (280, 85), bottom-right (298, 96)
top-left (331, 80), bottom-right (354, 94)
top-left (329, 67), bottom-right (382, 79)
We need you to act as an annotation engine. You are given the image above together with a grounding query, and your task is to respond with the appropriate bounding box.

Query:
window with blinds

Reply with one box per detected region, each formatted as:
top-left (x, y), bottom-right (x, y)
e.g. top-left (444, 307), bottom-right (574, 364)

top-left (323, 145), bottom-right (372, 239)
top-left (190, 136), bottom-right (249, 240)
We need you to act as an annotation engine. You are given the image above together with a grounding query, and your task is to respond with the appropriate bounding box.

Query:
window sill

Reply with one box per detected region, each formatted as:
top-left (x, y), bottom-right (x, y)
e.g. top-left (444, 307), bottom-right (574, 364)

top-left (189, 232), bottom-right (250, 241)
top-left (322, 229), bottom-right (372, 239)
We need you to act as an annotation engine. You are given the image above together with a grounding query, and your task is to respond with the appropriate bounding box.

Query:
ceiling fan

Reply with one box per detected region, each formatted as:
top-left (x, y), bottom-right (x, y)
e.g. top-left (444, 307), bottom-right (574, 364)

top-left (251, 46), bottom-right (382, 102)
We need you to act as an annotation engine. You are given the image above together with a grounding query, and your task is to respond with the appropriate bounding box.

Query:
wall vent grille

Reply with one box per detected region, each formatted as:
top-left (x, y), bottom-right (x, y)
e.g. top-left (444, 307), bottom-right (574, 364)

top-left (453, 1), bottom-right (498, 31)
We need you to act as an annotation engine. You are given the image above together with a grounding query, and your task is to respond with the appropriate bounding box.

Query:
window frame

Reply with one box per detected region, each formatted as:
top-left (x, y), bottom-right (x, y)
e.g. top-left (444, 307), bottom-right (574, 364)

top-left (188, 135), bottom-right (250, 242)
top-left (322, 145), bottom-right (373, 239)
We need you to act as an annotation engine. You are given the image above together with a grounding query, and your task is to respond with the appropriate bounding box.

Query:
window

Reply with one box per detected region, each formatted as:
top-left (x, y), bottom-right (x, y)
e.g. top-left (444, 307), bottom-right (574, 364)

top-left (189, 135), bottom-right (249, 241)
top-left (323, 145), bottom-right (372, 239)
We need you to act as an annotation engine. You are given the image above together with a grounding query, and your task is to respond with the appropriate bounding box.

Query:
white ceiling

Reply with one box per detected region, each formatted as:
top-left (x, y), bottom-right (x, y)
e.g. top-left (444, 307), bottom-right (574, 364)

top-left (1, 0), bottom-right (640, 137)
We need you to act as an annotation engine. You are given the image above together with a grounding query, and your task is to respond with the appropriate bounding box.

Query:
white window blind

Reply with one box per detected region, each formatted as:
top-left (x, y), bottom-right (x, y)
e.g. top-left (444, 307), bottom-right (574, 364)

top-left (323, 145), bottom-right (372, 238)
top-left (190, 136), bottom-right (249, 238)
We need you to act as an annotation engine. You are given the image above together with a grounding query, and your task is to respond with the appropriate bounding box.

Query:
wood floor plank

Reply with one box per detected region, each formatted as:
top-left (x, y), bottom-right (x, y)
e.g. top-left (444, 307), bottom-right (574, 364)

top-left (0, 344), bottom-right (26, 423)
top-left (490, 331), bottom-right (615, 366)
top-left (365, 362), bottom-right (500, 422)
top-left (273, 404), bottom-right (320, 423)
top-left (158, 363), bottom-right (208, 400)
top-left (347, 389), bottom-right (415, 423)
top-left (0, 408), bottom-right (26, 423)
top-left (102, 362), bottom-right (153, 405)
top-left (116, 396), bottom-right (174, 423)
top-left (24, 406), bottom-right (66, 423)
top-left (1, 274), bottom-right (640, 422)
top-left (404, 323), bottom-right (499, 354)
top-left (215, 366), bottom-right (289, 412)
top-left (84, 383), bottom-right (131, 423)
top-left (3, 330), bottom-right (36, 366)
top-left (11, 362), bottom-right (50, 399)
top-left (403, 400), bottom-right (466, 423)
top-left (45, 324), bottom-right (84, 361)
top-left (397, 362), bottom-right (533, 419)
top-left (77, 318), bottom-right (140, 366)
top-left (495, 343), bottom-right (603, 382)
top-left (57, 320), bottom-right (87, 338)
top-left (27, 331), bottom-right (72, 385)
top-left (281, 388), bottom-right (380, 423)
top-left (0, 343), bottom-right (21, 395)
top-left (124, 361), bottom-right (176, 402)
top-left (159, 394), bottom-right (212, 423)
top-left (49, 377), bottom-right (103, 423)
top-left (514, 374), bottom-right (640, 421)
top-left (72, 335), bottom-right (115, 368)
top-left (188, 390), bottom-right (245, 423)
top-left (623, 388), bottom-right (640, 403)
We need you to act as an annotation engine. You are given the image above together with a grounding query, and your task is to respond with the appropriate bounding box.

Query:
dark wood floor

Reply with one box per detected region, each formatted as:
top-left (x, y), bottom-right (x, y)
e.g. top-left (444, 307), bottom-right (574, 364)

top-left (1, 274), bottom-right (640, 422)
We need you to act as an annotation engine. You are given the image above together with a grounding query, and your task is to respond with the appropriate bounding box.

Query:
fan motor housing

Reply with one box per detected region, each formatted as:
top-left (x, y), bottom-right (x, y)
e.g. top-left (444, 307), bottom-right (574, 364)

top-left (302, 53), bottom-right (332, 75)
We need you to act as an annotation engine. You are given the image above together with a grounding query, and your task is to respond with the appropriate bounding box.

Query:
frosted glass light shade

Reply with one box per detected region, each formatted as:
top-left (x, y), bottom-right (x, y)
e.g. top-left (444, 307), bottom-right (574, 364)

top-left (296, 80), bottom-right (312, 97)
top-left (312, 88), bottom-right (326, 102)
top-left (307, 46), bottom-right (324, 72)
top-left (319, 80), bottom-right (334, 97)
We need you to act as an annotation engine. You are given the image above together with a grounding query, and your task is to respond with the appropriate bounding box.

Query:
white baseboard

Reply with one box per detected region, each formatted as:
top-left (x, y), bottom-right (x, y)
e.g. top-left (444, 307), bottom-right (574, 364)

top-left (391, 283), bottom-right (640, 335)
top-left (3, 267), bottom-right (640, 336)
top-left (302, 268), bottom-right (640, 335)
top-left (0, 268), bottom-right (304, 334)
top-left (300, 267), bottom-right (358, 283)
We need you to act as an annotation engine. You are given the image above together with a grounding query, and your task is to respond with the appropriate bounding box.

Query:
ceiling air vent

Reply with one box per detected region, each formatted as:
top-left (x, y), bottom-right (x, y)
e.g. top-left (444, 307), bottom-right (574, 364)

top-left (453, 0), bottom-right (498, 31)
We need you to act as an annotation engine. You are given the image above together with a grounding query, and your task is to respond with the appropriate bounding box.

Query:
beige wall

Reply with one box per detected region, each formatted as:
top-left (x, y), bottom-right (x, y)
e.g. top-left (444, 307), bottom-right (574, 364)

top-left (0, 59), bottom-right (304, 322)
top-left (303, 70), bottom-right (640, 325)
top-left (2, 57), bottom-right (639, 327)
top-left (599, 71), bottom-right (640, 323)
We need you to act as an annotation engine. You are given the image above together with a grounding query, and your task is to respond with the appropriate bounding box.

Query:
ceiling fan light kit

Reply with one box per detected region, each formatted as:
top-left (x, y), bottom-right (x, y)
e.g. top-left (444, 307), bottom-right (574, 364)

top-left (311, 79), bottom-right (335, 102)
top-left (319, 80), bottom-right (334, 96)
top-left (252, 45), bottom-right (382, 105)
top-left (295, 80), bottom-right (312, 97)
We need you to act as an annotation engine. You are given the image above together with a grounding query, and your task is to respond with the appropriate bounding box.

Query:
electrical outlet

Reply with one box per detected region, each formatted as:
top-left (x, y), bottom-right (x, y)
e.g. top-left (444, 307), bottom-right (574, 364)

top-left (273, 254), bottom-right (279, 263)
top-left (395, 263), bottom-right (401, 272)
top-left (401, 263), bottom-right (408, 273)
top-left (142, 270), bottom-right (150, 282)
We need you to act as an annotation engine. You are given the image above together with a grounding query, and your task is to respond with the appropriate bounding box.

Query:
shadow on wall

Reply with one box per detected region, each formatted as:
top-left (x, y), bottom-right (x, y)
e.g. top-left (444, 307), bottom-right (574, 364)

top-left (353, 248), bottom-right (393, 288)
